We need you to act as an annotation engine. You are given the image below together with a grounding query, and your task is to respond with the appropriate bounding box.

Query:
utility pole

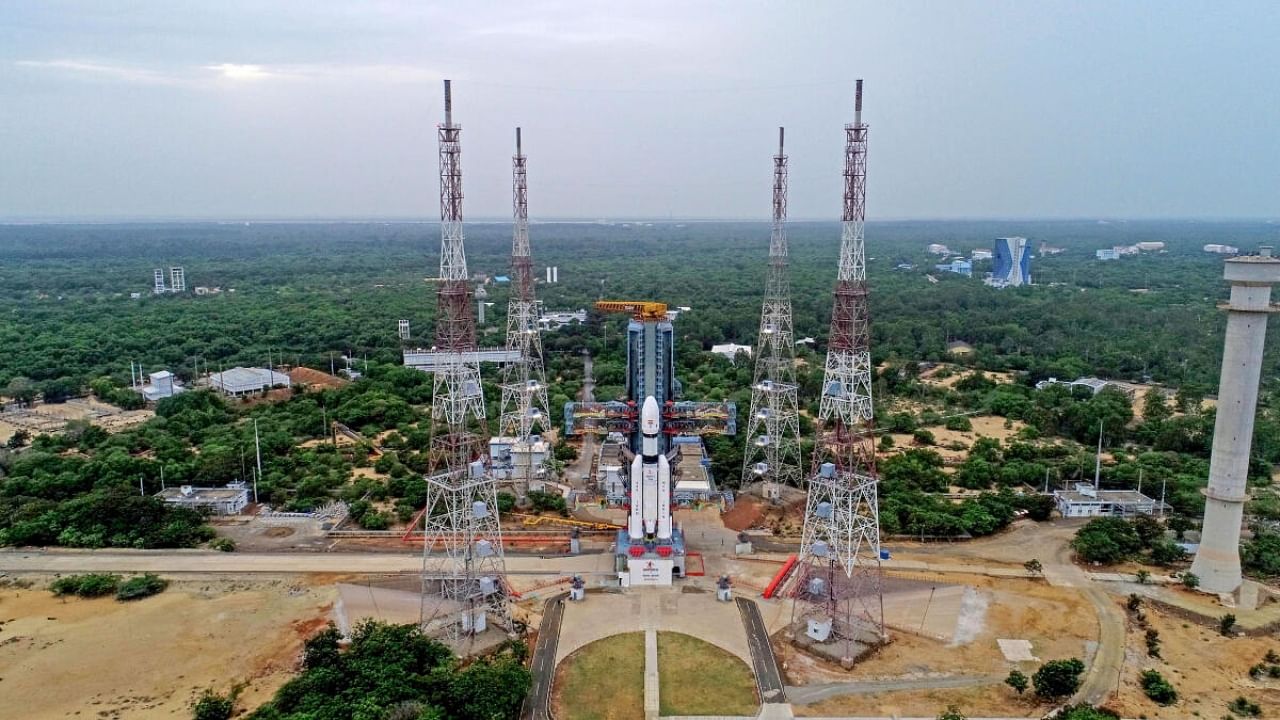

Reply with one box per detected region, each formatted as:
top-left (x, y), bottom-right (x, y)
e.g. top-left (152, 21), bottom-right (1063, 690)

top-left (742, 127), bottom-right (803, 499)
top-left (254, 418), bottom-right (262, 505)
top-left (794, 80), bottom-right (886, 666)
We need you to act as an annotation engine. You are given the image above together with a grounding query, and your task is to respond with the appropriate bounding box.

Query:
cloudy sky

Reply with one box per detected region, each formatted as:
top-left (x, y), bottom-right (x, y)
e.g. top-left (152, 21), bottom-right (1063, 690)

top-left (2, 2), bottom-right (1277, 221)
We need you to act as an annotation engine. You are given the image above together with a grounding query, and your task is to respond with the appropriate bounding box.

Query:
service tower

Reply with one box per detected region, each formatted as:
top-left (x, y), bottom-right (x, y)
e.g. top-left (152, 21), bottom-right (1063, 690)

top-left (1190, 248), bottom-right (1280, 594)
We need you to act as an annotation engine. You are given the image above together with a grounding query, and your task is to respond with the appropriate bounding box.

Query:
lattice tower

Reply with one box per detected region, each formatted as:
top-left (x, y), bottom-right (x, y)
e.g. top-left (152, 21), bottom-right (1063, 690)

top-left (498, 127), bottom-right (551, 494)
top-left (793, 80), bottom-right (885, 661)
top-left (420, 79), bottom-right (511, 644)
top-left (741, 127), bottom-right (803, 496)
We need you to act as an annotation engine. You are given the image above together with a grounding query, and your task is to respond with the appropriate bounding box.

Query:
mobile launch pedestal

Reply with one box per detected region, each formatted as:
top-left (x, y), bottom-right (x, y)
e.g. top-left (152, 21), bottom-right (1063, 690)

top-left (563, 301), bottom-right (736, 589)
top-left (616, 397), bottom-right (687, 586)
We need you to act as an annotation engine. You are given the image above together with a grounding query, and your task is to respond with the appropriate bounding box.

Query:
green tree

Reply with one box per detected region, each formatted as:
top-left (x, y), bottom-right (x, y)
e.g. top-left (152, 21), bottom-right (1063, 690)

top-left (1072, 517), bottom-right (1143, 564)
top-left (1004, 669), bottom-right (1029, 695)
top-left (192, 691), bottom-right (234, 720)
top-left (1033, 658), bottom-right (1085, 700)
top-left (1139, 669), bottom-right (1177, 705)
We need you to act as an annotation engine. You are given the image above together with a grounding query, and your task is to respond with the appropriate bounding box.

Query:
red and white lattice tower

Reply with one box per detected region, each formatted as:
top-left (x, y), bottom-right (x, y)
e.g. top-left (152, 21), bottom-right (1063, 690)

top-left (741, 127), bottom-right (804, 498)
top-left (498, 128), bottom-right (551, 496)
top-left (792, 79), bottom-right (885, 664)
top-left (420, 80), bottom-right (511, 645)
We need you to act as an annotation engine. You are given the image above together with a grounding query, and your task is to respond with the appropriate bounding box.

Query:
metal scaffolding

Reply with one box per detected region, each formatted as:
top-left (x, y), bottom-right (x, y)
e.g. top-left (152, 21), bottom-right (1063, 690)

top-left (793, 79), bottom-right (885, 663)
top-left (420, 79), bottom-right (511, 644)
top-left (741, 127), bottom-right (803, 497)
top-left (498, 127), bottom-right (551, 495)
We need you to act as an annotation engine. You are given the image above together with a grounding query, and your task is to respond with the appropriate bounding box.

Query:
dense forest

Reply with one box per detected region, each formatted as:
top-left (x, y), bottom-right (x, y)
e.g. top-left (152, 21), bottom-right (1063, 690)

top-left (3, 220), bottom-right (1280, 560)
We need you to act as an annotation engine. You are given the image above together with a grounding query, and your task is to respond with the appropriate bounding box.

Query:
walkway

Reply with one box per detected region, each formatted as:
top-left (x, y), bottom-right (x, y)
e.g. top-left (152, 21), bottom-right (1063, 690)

top-left (735, 597), bottom-right (787, 704)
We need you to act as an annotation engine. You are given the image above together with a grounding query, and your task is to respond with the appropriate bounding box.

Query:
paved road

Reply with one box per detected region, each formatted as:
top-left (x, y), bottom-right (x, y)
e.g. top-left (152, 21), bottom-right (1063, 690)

top-left (522, 592), bottom-right (567, 720)
top-left (579, 350), bottom-right (595, 402)
top-left (0, 549), bottom-right (616, 576)
top-left (736, 597), bottom-right (787, 704)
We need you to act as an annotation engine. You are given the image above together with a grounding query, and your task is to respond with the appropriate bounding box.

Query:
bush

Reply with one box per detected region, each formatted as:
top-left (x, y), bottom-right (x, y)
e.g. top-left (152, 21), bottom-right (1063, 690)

top-left (1004, 669), bottom-right (1029, 695)
top-left (944, 415), bottom-right (973, 432)
top-left (496, 492), bottom-right (516, 514)
top-left (912, 428), bottom-right (936, 446)
top-left (1047, 705), bottom-right (1119, 720)
top-left (192, 690), bottom-right (234, 720)
top-left (1140, 669), bottom-right (1177, 705)
top-left (1033, 658), bottom-right (1085, 700)
top-left (211, 537), bottom-right (236, 552)
top-left (1228, 696), bottom-right (1262, 717)
top-left (116, 573), bottom-right (169, 601)
top-left (50, 573), bottom-right (121, 598)
top-left (1181, 571), bottom-right (1200, 589)
top-left (1220, 613), bottom-right (1238, 635)
top-left (937, 706), bottom-right (967, 720)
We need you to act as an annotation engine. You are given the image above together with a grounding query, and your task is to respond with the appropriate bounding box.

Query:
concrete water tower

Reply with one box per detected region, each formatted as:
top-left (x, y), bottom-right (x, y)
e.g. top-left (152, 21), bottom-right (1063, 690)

top-left (1190, 248), bottom-right (1280, 594)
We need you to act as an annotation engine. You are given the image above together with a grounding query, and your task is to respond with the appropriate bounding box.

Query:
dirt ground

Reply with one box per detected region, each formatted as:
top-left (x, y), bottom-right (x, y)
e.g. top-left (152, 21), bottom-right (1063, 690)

top-left (784, 575), bottom-right (1097, 718)
top-left (0, 577), bottom-right (334, 719)
top-left (1111, 601), bottom-right (1280, 719)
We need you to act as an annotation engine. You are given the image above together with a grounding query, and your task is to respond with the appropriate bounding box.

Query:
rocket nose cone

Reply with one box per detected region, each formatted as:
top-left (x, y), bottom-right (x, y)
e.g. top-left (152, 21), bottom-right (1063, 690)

top-left (641, 396), bottom-right (661, 434)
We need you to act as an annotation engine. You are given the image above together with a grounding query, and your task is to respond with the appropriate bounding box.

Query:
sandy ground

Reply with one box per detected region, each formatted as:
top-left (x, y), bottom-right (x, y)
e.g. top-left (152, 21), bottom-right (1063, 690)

top-left (881, 414), bottom-right (1032, 464)
top-left (1111, 601), bottom-right (1280, 719)
top-left (918, 365), bottom-right (1017, 389)
top-left (0, 577), bottom-right (334, 719)
top-left (785, 575), bottom-right (1098, 718)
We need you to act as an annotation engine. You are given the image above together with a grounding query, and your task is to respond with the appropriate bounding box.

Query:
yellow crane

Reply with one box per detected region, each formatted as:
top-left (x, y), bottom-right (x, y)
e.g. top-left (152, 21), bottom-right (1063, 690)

top-left (595, 300), bottom-right (668, 322)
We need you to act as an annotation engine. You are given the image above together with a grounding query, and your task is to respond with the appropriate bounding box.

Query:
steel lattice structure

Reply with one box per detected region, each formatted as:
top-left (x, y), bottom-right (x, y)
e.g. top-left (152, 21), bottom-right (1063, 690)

top-left (497, 128), bottom-right (551, 495)
top-left (793, 80), bottom-right (885, 662)
top-left (420, 80), bottom-right (511, 644)
top-left (741, 127), bottom-right (803, 497)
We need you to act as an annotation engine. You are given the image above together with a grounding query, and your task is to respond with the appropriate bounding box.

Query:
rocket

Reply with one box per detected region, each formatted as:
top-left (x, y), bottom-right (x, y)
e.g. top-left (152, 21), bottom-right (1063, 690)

top-left (629, 396), bottom-right (672, 542)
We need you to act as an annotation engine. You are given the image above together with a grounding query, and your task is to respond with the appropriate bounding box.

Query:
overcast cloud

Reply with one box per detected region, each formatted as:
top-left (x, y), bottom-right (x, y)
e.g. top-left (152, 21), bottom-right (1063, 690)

top-left (1, 1), bottom-right (1277, 221)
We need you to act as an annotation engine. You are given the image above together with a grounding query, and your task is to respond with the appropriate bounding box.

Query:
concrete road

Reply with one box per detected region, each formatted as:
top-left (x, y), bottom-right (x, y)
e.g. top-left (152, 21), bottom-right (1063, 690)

top-left (0, 549), bottom-right (617, 576)
top-left (785, 674), bottom-right (1000, 704)
top-left (522, 593), bottom-right (567, 720)
top-left (736, 597), bottom-right (787, 704)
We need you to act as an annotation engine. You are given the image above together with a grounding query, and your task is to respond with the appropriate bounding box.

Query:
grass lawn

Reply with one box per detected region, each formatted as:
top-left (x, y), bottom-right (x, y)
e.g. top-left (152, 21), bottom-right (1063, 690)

top-left (552, 632), bottom-right (645, 720)
top-left (657, 632), bottom-right (759, 716)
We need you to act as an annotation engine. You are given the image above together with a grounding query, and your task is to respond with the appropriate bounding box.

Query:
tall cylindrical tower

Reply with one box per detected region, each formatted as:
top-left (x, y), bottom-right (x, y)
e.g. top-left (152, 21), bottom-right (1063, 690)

top-left (1190, 249), bottom-right (1280, 594)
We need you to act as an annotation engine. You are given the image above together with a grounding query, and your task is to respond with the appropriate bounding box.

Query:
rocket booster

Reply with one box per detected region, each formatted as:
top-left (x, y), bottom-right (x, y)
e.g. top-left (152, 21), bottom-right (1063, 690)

top-left (629, 396), bottom-right (672, 542)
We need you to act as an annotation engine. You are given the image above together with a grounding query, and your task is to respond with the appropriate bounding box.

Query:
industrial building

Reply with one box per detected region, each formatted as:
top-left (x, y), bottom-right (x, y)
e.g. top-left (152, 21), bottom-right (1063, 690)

top-left (710, 343), bottom-right (753, 362)
top-left (1096, 248), bottom-right (1119, 261)
top-left (971, 248), bottom-right (993, 260)
top-left (157, 482), bottom-right (250, 515)
top-left (987, 237), bottom-right (1031, 287)
top-left (1204, 244), bottom-right (1240, 255)
top-left (487, 435), bottom-right (550, 485)
top-left (935, 258), bottom-right (973, 277)
top-left (1135, 241), bottom-right (1165, 251)
top-left (1053, 482), bottom-right (1161, 518)
top-left (927, 243), bottom-right (951, 255)
top-left (1035, 376), bottom-right (1135, 398)
top-left (538, 309), bottom-right (587, 331)
top-left (210, 367), bottom-right (292, 396)
top-left (135, 369), bottom-right (184, 402)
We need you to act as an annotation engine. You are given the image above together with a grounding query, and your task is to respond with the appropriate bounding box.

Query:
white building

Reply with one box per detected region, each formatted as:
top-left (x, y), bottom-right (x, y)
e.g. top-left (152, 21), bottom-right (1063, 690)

top-left (138, 370), bottom-right (185, 402)
top-left (488, 436), bottom-right (551, 485)
top-left (1096, 248), bottom-right (1119, 260)
top-left (1135, 242), bottom-right (1165, 251)
top-left (927, 243), bottom-right (951, 256)
top-left (210, 367), bottom-right (292, 396)
top-left (157, 482), bottom-right (250, 515)
top-left (538, 309), bottom-right (588, 331)
top-left (1204, 244), bottom-right (1240, 255)
top-left (1053, 483), bottom-right (1160, 518)
top-left (971, 248), bottom-right (993, 261)
top-left (710, 343), bottom-right (753, 363)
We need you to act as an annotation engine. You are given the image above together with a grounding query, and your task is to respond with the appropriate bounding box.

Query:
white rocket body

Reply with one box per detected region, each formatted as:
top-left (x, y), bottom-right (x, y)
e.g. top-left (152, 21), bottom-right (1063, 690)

top-left (629, 396), bottom-right (672, 542)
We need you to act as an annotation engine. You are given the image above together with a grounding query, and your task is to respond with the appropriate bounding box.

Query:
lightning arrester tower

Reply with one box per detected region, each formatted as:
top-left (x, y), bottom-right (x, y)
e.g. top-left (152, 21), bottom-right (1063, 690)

top-left (742, 127), bottom-right (804, 498)
top-left (793, 79), bottom-right (886, 665)
top-left (419, 79), bottom-right (512, 644)
top-left (498, 127), bottom-right (551, 495)
top-left (1189, 247), bottom-right (1280, 594)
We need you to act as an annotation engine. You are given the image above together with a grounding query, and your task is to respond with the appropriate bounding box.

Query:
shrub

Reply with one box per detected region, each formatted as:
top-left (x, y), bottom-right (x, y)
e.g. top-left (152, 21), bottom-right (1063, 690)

top-left (1140, 669), bottom-right (1177, 705)
top-left (1229, 696), bottom-right (1263, 717)
top-left (1220, 613), bottom-right (1238, 635)
top-left (49, 573), bottom-right (121, 598)
top-left (1004, 669), bottom-right (1029, 695)
top-left (1072, 517), bottom-right (1143, 564)
top-left (116, 573), bottom-right (169, 601)
top-left (912, 428), bottom-right (936, 446)
top-left (1145, 628), bottom-right (1161, 658)
top-left (944, 415), bottom-right (973, 432)
top-left (1181, 571), bottom-right (1200, 589)
top-left (192, 690), bottom-right (234, 720)
top-left (937, 706), bottom-right (967, 720)
top-left (1033, 658), bottom-right (1086, 700)
top-left (1047, 705), bottom-right (1119, 720)
top-left (211, 537), bottom-right (236, 552)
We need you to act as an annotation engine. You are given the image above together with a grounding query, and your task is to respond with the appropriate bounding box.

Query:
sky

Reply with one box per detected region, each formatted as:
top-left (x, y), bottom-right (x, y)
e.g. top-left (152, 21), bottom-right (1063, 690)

top-left (1, 1), bottom-right (1278, 221)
